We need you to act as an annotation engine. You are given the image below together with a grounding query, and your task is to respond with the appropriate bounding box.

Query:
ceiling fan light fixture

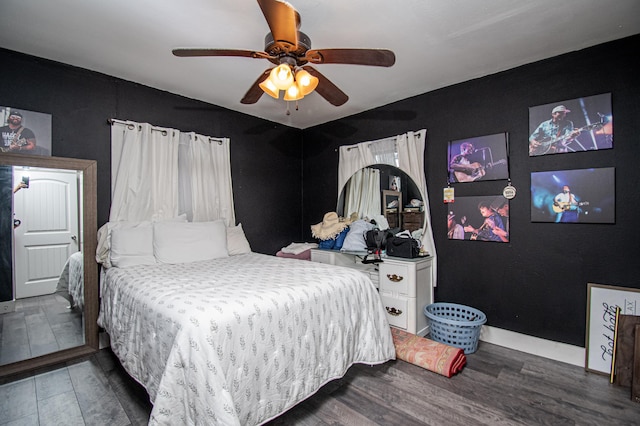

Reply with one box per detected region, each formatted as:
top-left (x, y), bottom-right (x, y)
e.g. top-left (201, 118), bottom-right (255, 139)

top-left (259, 77), bottom-right (280, 98)
top-left (284, 83), bottom-right (304, 101)
top-left (269, 63), bottom-right (294, 90)
top-left (294, 69), bottom-right (318, 96)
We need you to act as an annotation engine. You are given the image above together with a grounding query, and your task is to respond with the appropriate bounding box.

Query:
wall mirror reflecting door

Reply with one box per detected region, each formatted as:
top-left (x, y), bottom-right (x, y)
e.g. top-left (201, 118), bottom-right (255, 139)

top-left (0, 153), bottom-right (98, 380)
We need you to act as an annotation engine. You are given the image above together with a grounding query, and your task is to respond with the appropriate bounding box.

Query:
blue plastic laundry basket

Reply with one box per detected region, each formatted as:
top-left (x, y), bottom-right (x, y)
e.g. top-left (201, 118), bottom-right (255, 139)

top-left (424, 303), bottom-right (487, 354)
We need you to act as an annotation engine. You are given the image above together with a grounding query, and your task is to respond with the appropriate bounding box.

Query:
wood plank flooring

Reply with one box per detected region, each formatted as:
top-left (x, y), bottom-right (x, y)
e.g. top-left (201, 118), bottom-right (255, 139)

top-left (1, 341), bottom-right (639, 425)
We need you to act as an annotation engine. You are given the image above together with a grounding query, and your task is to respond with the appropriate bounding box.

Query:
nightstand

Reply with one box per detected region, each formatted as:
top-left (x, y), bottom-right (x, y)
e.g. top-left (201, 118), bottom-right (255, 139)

top-left (310, 249), bottom-right (433, 336)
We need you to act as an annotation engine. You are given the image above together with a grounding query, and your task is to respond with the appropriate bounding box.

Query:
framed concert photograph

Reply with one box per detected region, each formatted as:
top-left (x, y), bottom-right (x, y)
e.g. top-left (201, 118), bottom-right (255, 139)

top-left (446, 194), bottom-right (509, 242)
top-left (447, 133), bottom-right (508, 184)
top-left (530, 167), bottom-right (615, 224)
top-left (0, 106), bottom-right (52, 156)
top-left (528, 93), bottom-right (613, 157)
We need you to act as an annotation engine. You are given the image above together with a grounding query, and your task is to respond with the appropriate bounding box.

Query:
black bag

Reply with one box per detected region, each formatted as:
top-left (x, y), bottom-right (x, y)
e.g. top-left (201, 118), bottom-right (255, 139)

top-left (365, 229), bottom-right (392, 251)
top-left (386, 235), bottom-right (420, 258)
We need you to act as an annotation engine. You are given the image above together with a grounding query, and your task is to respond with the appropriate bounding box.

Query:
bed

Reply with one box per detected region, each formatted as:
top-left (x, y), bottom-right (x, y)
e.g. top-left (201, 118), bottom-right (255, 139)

top-left (98, 249), bottom-right (395, 425)
top-left (56, 251), bottom-right (84, 309)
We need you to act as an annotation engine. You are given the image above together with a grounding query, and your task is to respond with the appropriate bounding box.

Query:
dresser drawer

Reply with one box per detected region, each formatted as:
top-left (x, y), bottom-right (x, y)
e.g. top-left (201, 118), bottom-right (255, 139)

top-left (379, 262), bottom-right (413, 296)
top-left (379, 293), bottom-right (408, 329)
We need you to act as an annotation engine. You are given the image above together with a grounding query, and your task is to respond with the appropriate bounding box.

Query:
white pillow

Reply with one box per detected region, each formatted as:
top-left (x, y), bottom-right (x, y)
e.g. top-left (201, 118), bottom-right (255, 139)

top-left (341, 220), bottom-right (374, 252)
top-left (95, 215), bottom-right (188, 267)
top-left (110, 221), bottom-right (155, 268)
top-left (227, 223), bottom-right (252, 255)
top-left (153, 220), bottom-right (228, 264)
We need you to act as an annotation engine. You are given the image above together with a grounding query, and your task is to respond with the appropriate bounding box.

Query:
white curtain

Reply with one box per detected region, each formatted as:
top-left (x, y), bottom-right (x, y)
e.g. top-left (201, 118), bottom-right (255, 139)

top-left (344, 167), bottom-right (381, 220)
top-left (338, 136), bottom-right (396, 195)
top-left (110, 121), bottom-right (180, 222)
top-left (183, 132), bottom-right (235, 225)
top-left (337, 129), bottom-right (437, 287)
top-left (396, 129), bottom-right (437, 286)
top-left (110, 120), bottom-right (234, 224)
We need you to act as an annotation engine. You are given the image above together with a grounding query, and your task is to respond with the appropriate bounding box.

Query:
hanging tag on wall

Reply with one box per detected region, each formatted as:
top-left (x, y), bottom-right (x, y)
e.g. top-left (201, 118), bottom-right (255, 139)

top-left (503, 183), bottom-right (516, 199)
top-left (444, 186), bottom-right (455, 203)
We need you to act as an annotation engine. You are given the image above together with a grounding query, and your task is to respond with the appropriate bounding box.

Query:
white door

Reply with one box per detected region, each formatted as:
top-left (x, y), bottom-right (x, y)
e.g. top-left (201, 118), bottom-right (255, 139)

top-left (13, 168), bottom-right (80, 299)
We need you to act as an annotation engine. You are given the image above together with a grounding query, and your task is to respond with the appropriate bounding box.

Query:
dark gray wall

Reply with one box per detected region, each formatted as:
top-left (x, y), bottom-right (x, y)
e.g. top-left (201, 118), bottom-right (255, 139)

top-left (302, 34), bottom-right (640, 347)
top-left (2, 34), bottom-right (638, 347)
top-left (0, 48), bottom-right (303, 257)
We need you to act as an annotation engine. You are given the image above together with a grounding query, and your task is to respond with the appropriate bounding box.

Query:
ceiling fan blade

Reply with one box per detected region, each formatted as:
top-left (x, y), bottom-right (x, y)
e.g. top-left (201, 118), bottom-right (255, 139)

top-left (240, 68), bottom-right (272, 104)
top-left (302, 66), bottom-right (348, 106)
top-left (172, 48), bottom-right (274, 60)
top-left (303, 49), bottom-right (396, 67)
top-left (257, 0), bottom-right (299, 51)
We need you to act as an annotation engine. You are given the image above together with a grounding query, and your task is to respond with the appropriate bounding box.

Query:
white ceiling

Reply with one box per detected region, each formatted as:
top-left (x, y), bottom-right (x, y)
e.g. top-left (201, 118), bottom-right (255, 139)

top-left (1, 0), bottom-right (639, 129)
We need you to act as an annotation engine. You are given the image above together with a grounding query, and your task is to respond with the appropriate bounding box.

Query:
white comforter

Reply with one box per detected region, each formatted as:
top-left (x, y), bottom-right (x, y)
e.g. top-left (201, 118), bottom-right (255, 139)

top-left (56, 251), bottom-right (84, 309)
top-left (98, 253), bottom-right (395, 425)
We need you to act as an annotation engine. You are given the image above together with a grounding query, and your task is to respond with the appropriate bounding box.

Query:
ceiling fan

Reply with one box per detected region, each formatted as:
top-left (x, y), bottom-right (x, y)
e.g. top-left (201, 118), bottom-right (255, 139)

top-left (172, 0), bottom-right (395, 107)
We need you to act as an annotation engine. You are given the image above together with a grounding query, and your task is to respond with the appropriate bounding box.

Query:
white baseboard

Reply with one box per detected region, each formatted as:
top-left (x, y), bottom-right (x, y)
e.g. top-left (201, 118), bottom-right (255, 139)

top-left (479, 325), bottom-right (585, 367)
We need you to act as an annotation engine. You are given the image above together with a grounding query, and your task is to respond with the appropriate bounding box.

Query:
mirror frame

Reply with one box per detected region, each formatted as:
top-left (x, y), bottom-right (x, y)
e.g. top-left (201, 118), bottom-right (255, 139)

top-left (0, 153), bottom-right (98, 379)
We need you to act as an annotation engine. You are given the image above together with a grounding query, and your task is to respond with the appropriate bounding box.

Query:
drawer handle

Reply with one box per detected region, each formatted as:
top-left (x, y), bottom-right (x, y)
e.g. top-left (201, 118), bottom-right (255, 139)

top-left (385, 307), bottom-right (403, 316)
top-left (386, 274), bottom-right (404, 282)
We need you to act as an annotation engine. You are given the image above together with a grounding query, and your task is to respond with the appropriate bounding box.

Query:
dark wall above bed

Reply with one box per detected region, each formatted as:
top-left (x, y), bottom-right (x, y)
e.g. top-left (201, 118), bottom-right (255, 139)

top-left (301, 34), bottom-right (640, 348)
top-left (2, 33), bottom-right (639, 350)
top-left (0, 48), bottom-right (303, 256)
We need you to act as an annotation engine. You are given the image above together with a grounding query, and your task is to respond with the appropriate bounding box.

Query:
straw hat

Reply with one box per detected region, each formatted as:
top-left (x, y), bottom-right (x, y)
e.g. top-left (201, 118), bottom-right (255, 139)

top-left (311, 212), bottom-right (351, 240)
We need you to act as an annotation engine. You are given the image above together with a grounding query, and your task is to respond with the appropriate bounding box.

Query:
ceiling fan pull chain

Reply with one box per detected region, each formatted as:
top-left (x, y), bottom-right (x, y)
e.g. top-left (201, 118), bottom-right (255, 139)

top-left (286, 102), bottom-right (291, 116)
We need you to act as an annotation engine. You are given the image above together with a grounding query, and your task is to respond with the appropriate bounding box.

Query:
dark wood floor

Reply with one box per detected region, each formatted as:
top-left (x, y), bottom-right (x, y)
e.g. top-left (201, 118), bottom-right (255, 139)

top-left (1, 341), bottom-right (638, 425)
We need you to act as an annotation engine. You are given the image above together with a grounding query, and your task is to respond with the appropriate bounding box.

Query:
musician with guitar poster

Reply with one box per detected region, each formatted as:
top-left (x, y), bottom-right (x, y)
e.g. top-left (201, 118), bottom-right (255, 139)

top-left (462, 200), bottom-right (506, 242)
top-left (553, 185), bottom-right (585, 223)
top-left (531, 167), bottom-right (614, 224)
top-left (0, 107), bottom-right (52, 156)
top-left (529, 105), bottom-right (583, 156)
top-left (528, 94), bottom-right (613, 156)
top-left (1, 111), bottom-right (37, 152)
top-left (447, 133), bottom-right (508, 183)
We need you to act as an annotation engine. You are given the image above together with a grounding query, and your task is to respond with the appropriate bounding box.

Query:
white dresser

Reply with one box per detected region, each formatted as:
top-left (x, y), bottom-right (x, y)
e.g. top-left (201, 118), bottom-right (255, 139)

top-left (310, 249), bottom-right (433, 336)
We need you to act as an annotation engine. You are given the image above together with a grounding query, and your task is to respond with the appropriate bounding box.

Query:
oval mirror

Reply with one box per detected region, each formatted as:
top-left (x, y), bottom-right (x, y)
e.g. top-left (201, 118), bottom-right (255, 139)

top-left (337, 164), bottom-right (426, 234)
top-left (0, 153), bottom-right (98, 379)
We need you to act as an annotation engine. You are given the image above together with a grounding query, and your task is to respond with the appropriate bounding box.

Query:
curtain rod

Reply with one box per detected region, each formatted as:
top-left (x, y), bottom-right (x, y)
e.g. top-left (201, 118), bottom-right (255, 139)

top-left (108, 118), bottom-right (172, 135)
top-left (334, 138), bottom-right (396, 152)
top-left (108, 118), bottom-right (223, 143)
top-left (333, 130), bottom-right (423, 152)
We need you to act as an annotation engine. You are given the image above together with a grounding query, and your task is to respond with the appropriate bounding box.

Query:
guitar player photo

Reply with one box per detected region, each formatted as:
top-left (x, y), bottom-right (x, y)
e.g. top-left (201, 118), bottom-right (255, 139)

top-left (530, 167), bottom-right (615, 224)
top-left (446, 195), bottom-right (509, 243)
top-left (0, 106), bottom-right (52, 156)
top-left (447, 132), bottom-right (508, 184)
top-left (528, 93), bottom-right (613, 157)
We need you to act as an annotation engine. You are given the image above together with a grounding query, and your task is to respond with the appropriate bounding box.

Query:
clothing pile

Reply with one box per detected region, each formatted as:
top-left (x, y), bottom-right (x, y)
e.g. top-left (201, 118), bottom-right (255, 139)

top-left (310, 212), bottom-right (353, 250)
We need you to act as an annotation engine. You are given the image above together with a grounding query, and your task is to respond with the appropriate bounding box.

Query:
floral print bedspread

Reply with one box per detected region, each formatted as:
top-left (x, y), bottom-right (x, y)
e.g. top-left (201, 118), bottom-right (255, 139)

top-left (98, 253), bottom-right (395, 425)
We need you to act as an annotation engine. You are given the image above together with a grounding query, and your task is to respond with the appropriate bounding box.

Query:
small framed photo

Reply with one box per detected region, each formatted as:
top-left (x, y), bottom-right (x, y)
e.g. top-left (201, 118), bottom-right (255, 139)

top-left (448, 133), bottom-right (509, 183)
top-left (389, 175), bottom-right (400, 192)
top-left (529, 93), bottom-right (613, 157)
top-left (531, 167), bottom-right (615, 223)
